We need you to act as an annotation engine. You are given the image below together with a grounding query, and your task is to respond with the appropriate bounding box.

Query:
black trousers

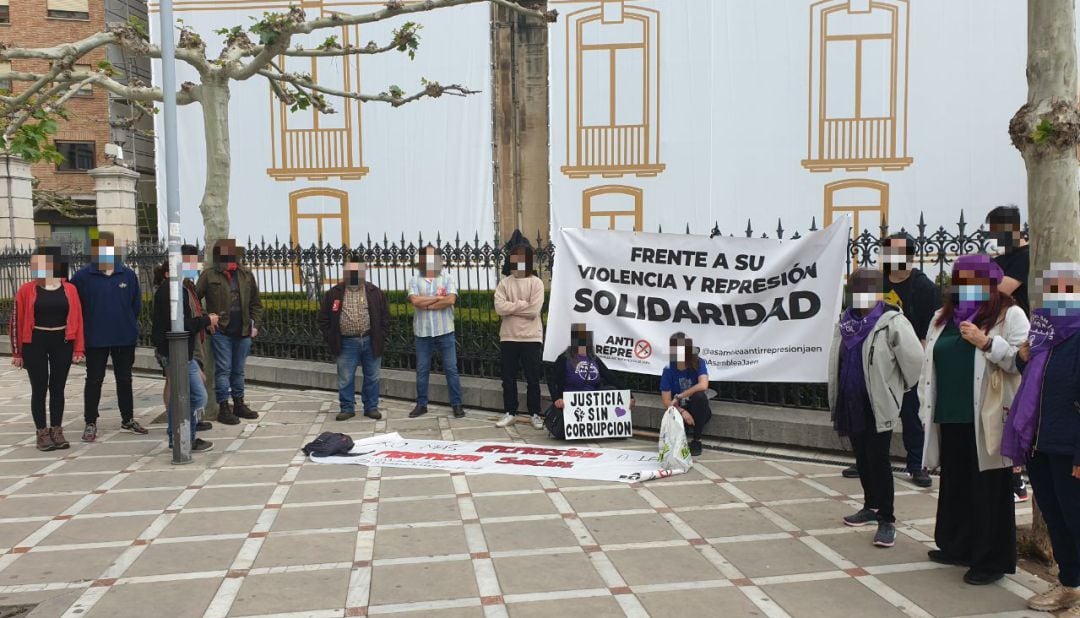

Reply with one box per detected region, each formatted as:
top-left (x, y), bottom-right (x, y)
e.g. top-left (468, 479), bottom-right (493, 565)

top-left (898, 389), bottom-right (925, 474)
top-left (500, 341), bottom-right (542, 416)
top-left (23, 330), bottom-right (73, 430)
top-left (850, 424), bottom-right (895, 523)
top-left (84, 345), bottom-right (136, 424)
top-left (935, 423), bottom-right (1016, 575)
top-left (1027, 450), bottom-right (1080, 587)
top-left (680, 392), bottom-right (713, 441)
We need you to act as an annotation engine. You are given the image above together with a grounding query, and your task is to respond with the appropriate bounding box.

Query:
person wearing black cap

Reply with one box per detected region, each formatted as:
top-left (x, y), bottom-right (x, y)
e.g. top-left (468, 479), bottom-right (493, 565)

top-left (494, 231), bottom-right (546, 430)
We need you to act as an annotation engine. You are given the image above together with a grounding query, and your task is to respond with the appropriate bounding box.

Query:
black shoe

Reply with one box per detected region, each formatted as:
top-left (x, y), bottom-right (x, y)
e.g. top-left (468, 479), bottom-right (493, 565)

top-left (963, 569), bottom-right (1003, 586)
top-left (233, 397), bottom-right (259, 420)
top-left (928, 550), bottom-right (969, 567)
top-left (336, 411), bottom-right (356, 421)
top-left (452, 405), bottom-right (466, 419)
top-left (408, 405), bottom-right (428, 418)
top-left (689, 440), bottom-right (703, 457)
top-left (192, 438), bottom-right (214, 453)
top-left (196, 421), bottom-right (213, 431)
top-left (842, 465), bottom-right (860, 479)
top-left (911, 469), bottom-right (933, 488)
top-left (217, 402), bottom-right (241, 426)
top-left (364, 409), bottom-right (382, 420)
top-left (121, 420), bottom-right (149, 435)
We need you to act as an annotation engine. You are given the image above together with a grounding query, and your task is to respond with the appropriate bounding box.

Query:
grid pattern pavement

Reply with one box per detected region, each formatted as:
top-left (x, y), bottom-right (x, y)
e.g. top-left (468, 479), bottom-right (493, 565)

top-left (0, 365), bottom-right (1050, 618)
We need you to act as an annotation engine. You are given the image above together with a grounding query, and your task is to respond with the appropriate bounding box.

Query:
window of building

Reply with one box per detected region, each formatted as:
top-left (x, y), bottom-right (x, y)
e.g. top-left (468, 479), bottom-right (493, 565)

top-left (289, 188), bottom-right (351, 283)
top-left (824, 179), bottom-right (890, 239)
top-left (0, 0), bottom-right (11, 25)
top-left (582, 185), bottom-right (644, 231)
top-left (46, 0), bottom-right (89, 20)
top-left (55, 141), bottom-right (96, 172)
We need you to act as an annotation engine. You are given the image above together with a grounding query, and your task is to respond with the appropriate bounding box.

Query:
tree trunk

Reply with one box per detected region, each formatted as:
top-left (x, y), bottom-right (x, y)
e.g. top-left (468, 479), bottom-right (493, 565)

top-left (198, 74), bottom-right (232, 250)
top-left (1010, 0), bottom-right (1080, 564)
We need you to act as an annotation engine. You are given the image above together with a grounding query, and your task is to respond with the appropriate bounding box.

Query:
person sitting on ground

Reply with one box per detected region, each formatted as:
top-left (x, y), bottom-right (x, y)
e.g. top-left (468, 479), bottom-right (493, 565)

top-left (1003, 263), bottom-right (1080, 615)
top-left (544, 323), bottom-right (631, 439)
top-left (151, 245), bottom-right (216, 453)
top-left (828, 268), bottom-right (923, 549)
top-left (660, 332), bottom-right (712, 457)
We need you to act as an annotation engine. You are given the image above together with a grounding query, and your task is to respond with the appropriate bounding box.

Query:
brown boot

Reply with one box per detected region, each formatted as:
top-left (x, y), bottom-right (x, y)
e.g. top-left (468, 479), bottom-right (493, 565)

top-left (36, 428), bottom-right (56, 452)
top-left (217, 401), bottom-right (241, 425)
top-left (49, 427), bottom-right (69, 449)
top-left (233, 397), bottom-right (258, 419)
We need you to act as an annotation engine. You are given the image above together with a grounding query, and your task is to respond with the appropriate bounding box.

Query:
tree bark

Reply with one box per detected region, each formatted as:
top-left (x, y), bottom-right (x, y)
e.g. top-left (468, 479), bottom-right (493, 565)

top-left (198, 73), bottom-right (232, 250)
top-left (1010, 0), bottom-right (1080, 564)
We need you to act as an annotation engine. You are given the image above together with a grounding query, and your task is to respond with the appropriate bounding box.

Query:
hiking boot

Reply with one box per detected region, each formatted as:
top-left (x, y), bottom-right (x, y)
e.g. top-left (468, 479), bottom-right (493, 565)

top-left (121, 420), bottom-right (149, 435)
top-left (81, 423), bottom-right (97, 442)
top-left (336, 411), bottom-right (356, 421)
top-left (843, 508), bottom-right (879, 527)
top-left (496, 413), bottom-right (516, 428)
top-left (842, 465), bottom-right (860, 479)
top-left (1028, 585), bottom-right (1080, 612)
top-left (233, 398), bottom-right (259, 420)
top-left (452, 405), bottom-right (466, 418)
top-left (927, 550), bottom-right (969, 567)
top-left (363, 409), bottom-right (382, 420)
top-left (911, 469), bottom-right (933, 488)
top-left (689, 440), bottom-right (703, 457)
top-left (530, 414), bottom-right (545, 430)
top-left (873, 522), bottom-right (896, 548)
top-left (217, 401), bottom-right (241, 425)
top-left (49, 427), bottom-right (69, 449)
top-left (196, 421), bottom-right (213, 431)
top-left (408, 405), bottom-right (428, 418)
top-left (192, 438), bottom-right (214, 453)
top-left (36, 428), bottom-right (56, 452)
top-left (963, 569), bottom-right (1003, 586)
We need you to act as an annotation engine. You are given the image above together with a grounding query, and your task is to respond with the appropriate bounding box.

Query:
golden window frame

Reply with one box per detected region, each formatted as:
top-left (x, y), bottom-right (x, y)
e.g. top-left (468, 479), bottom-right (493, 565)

top-left (582, 184), bottom-right (644, 231)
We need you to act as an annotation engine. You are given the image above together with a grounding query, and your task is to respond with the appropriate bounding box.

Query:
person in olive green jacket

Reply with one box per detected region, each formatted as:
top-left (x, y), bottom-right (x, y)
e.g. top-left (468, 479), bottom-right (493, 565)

top-left (195, 239), bottom-right (263, 425)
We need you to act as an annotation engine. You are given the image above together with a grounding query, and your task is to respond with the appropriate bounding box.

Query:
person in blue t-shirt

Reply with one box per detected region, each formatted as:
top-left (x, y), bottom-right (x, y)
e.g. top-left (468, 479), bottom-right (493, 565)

top-left (660, 332), bottom-right (711, 456)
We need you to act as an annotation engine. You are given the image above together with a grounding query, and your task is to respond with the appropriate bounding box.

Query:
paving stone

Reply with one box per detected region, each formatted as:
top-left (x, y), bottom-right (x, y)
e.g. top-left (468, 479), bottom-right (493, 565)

top-left (606, 546), bottom-right (725, 585)
top-left (39, 514), bottom-right (159, 546)
top-left (473, 492), bottom-right (557, 519)
top-left (379, 475), bottom-right (455, 499)
top-left (702, 459), bottom-right (792, 479)
top-left (493, 551), bottom-right (605, 594)
top-left (817, 528), bottom-right (932, 567)
top-left (125, 538), bottom-right (244, 576)
top-left (763, 577), bottom-right (907, 618)
top-left (715, 538), bottom-right (838, 578)
top-left (254, 530), bottom-right (356, 567)
top-left (80, 488), bottom-right (183, 514)
top-left (482, 519), bottom-right (579, 552)
top-left (271, 503), bottom-right (362, 531)
top-left (562, 487), bottom-right (653, 513)
top-left (462, 474), bottom-right (542, 493)
top-left (877, 568), bottom-right (1034, 617)
top-left (373, 524), bottom-right (469, 560)
top-left (229, 568), bottom-right (350, 615)
top-left (111, 470), bottom-right (203, 490)
top-left (183, 484), bottom-right (276, 509)
top-left (767, 500), bottom-right (860, 531)
top-left (377, 496), bottom-right (459, 525)
top-left (637, 587), bottom-right (761, 617)
top-left (369, 560), bottom-right (479, 605)
top-left (160, 508), bottom-right (262, 538)
top-left (678, 506), bottom-right (784, 539)
top-left (646, 482), bottom-right (740, 508)
top-left (0, 522), bottom-right (49, 550)
top-left (507, 595), bottom-right (624, 617)
top-left (728, 478), bottom-right (831, 502)
top-left (205, 467), bottom-right (289, 486)
top-left (0, 546), bottom-right (127, 585)
top-left (12, 473), bottom-right (115, 495)
top-left (583, 513), bottom-right (684, 545)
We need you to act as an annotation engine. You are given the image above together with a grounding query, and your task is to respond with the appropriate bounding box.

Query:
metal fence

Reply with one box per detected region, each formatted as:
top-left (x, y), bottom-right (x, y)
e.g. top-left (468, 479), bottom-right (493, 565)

top-left (0, 214), bottom-right (1014, 410)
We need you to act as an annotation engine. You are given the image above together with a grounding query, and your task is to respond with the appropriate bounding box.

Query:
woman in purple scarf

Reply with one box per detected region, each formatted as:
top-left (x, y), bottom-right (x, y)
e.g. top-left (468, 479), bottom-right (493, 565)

top-left (919, 254), bottom-right (1029, 586)
top-left (828, 269), bottom-right (923, 549)
top-left (1006, 264), bottom-right (1080, 614)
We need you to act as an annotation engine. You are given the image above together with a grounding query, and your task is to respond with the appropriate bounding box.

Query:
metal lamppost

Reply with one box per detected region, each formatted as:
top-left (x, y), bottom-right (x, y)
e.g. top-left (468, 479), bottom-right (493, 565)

top-left (158, 0), bottom-right (192, 464)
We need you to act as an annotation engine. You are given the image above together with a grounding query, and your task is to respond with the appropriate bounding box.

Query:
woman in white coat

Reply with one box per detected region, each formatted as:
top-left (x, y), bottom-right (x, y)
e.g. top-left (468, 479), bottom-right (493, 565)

top-left (919, 254), bottom-right (1029, 585)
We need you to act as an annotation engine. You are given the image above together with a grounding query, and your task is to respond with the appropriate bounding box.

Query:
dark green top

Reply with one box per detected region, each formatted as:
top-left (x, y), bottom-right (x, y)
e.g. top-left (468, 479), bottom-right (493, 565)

top-left (933, 322), bottom-right (976, 424)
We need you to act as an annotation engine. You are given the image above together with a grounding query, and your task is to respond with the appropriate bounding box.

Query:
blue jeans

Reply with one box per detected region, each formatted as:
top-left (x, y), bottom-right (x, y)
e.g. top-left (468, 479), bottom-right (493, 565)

top-left (167, 358), bottom-right (207, 445)
top-left (336, 336), bottom-right (382, 413)
top-left (415, 333), bottom-right (461, 406)
top-left (210, 332), bottom-right (252, 404)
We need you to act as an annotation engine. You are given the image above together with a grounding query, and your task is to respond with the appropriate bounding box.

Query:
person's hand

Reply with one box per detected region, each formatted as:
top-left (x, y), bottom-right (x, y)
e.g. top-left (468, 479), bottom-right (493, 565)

top-left (958, 321), bottom-right (990, 349)
top-left (251, 327), bottom-right (258, 338)
top-left (681, 409), bottom-right (695, 426)
top-left (208, 313), bottom-right (220, 329)
top-left (629, 397), bottom-right (636, 410)
top-left (1018, 340), bottom-right (1031, 363)
top-left (72, 353), bottom-right (84, 363)
top-left (554, 399), bottom-right (564, 409)
top-left (1073, 465), bottom-right (1080, 480)
top-left (11, 357), bottom-right (22, 368)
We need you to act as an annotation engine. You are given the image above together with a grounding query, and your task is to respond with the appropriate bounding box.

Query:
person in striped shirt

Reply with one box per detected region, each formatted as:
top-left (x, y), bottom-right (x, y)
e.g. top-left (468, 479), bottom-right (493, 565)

top-left (407, 245), bottom-right (465, 418)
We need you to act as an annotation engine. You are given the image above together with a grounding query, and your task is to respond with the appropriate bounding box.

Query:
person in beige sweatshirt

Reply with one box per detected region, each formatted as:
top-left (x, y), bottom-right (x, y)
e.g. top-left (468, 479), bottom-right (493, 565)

top-left (494, 231), bottom-right (546, 429)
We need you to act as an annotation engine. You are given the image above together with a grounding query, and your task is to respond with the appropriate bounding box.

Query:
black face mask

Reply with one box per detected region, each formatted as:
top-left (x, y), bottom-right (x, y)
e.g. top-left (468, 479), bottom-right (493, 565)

top-left (993, 231), bottom-right (1017, 252)
top-left (346, 271), bottom-right (362, 286)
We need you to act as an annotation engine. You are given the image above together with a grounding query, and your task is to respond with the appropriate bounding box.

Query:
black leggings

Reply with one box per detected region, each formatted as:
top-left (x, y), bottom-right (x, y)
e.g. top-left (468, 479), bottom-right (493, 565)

top-left (680, 392), bottom-right (713, 441)
top-left (500, 341), bottom-right (542, 415)
top-left (23, 330), bottom-right (73, 430)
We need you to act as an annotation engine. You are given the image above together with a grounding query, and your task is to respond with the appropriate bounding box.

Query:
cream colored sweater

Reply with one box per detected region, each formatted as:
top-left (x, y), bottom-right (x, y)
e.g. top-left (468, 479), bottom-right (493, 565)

top-left (494, 275), bottom-right (544, 342)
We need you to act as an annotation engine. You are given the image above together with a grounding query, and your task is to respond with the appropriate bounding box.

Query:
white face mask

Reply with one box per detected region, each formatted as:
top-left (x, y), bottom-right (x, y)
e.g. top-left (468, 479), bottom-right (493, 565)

top-left (852, 293), bottom-right (880, 309)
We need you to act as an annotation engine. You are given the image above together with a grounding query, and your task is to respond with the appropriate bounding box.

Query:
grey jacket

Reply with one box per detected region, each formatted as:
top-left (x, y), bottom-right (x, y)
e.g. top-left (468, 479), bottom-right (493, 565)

top-left (828, 307), bottom-right (924, 434)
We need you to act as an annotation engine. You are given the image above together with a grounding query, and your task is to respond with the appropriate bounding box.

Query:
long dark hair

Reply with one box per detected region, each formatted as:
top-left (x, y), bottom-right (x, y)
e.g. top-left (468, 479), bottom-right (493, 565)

top-left (670, 332), bottom-right (700, 371)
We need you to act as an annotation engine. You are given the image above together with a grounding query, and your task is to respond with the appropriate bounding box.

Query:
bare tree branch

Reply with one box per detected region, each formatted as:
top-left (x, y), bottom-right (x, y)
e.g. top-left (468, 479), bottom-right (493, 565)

top-left (259, 67), bottom-right (476, 107)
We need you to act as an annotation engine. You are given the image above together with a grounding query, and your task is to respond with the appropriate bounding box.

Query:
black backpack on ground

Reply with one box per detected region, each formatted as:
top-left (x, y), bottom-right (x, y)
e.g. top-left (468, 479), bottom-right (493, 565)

top-left (543, 406), bottom-right (565, 440)
top-left (302, 432), bottom-right (357, 457)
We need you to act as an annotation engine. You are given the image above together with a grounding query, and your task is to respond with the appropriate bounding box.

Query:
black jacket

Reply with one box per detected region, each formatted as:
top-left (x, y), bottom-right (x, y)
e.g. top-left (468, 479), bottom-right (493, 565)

top-left (152, 280), bottom-right (211, 365)
top-left (317, 282), bottom-right (391, 357)
top-left (546, 352), bottom-right (624, 401)
top-left (883, 268), bottom-right (940, 341)
top-left (1020, 334), bottom-right (1080, 465)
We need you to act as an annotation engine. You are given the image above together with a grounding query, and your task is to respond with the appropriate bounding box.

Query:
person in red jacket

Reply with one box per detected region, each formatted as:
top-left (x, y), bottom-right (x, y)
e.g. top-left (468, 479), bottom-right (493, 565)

top-left (9, 246), bottom-right (85, 452)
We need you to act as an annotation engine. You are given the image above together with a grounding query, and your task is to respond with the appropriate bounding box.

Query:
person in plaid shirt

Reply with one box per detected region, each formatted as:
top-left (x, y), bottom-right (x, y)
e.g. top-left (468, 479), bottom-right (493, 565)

top-left (407, 245), bottom-right (464, 418)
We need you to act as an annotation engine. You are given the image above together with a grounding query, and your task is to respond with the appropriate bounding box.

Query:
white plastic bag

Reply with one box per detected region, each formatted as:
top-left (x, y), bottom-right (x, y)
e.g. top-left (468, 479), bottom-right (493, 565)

top-left (658, 406), bottom-right (692, 471)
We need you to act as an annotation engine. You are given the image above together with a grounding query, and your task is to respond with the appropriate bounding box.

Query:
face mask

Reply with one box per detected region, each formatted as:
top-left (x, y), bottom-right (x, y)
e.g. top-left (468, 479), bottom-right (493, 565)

top-left (94, 248), bottom-right (115, 268)
top-left (346, 271), bottom-right (362, 286)
top-left (32, 269), bottom-right (49, 280)
top-left (852, 293), bottom-right (880, 309)
top-left (1043, 293), bottom-right (1080, 316)
top-left (993, 231), bottom-right (1017, 252)
top-left (882, 252), bottom-right (909, 272)
top-left (182, 266), bottom-right (200, 280)
top-left (954, 284), bottom-right (990, 303)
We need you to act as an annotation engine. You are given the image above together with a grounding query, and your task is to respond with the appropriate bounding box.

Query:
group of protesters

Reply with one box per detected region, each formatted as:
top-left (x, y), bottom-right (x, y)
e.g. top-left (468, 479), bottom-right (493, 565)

top-left (828, 206), bottom-right (1080, 613)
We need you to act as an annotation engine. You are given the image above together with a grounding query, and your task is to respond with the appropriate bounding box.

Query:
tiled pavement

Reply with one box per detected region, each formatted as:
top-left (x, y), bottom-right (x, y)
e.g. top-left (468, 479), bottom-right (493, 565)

top-left (0, 365), bottom-right (1050, 618)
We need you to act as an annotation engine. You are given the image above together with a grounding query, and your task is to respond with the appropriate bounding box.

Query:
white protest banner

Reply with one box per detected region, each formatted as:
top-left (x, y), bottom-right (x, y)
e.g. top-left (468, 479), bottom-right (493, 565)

top-left (563, 390), bottom-right (633, 440)
top-left (543, 219), bottom-right (849, 382)
top-left (311, 433), bottom-right (685, 483)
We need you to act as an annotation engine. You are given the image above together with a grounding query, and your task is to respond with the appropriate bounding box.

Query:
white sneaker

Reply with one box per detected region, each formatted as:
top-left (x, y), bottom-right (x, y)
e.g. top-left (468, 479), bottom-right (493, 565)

top-left (495, 413), bottom-right (516, 428)
top-left (530, 414), bottom-right (545, 430)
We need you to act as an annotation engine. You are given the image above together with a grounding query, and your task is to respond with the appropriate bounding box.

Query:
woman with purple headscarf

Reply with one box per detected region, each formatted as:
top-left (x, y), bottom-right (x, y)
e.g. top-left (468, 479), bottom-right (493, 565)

top-left (1004, 263), bottom-right (1080, 614)
top-left (919, 254), bottom-right (1029, 585)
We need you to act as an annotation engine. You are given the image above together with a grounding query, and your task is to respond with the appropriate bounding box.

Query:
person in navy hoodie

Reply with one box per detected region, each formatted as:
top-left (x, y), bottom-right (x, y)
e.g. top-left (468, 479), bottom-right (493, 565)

top-left (70, 232), bottom-right (146, 442)
top-left (1003, 263), bottom-right (1080, 614)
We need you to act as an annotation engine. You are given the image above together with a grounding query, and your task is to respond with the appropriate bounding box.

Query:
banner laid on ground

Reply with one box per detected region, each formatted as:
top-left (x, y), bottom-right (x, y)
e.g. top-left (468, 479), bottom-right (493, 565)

top-left (543, 220), bottom-right (849, 382)
top-left (563, 390), bottom-right (634, 440)
top-left (310, 433), bottom-right (686, 483)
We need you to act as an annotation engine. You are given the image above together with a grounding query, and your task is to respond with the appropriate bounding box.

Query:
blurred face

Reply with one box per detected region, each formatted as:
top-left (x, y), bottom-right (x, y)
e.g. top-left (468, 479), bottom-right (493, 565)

top-left (419, 247), bottom-right (442, 278)
top-left (953, 268), bottom-right (993, 303)
top-left (509, 249), bottom-right (531, 278)
top-left (571, 323), bottom-right (592, 355)
top-left (670, 335), bottom-right (692, 369)
top-left (1041, 271), bottom-right (1080, 316)
top-left (344, 262), bottom-right (366, 287)
top-left (181, 254), bottom-right (201, 280)
top-left (215, 239), bottom-right (238, 266)
top-left (882, 238), bottom-right (912, 272)
top-left (850, 272), bottom-right (883, 310)
top-left (988, 221), bottom-right (1021, 253)
top-left (30, 254), bottom-right (50, 280)
top-left (91, 241), bottom-right (115, 270)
